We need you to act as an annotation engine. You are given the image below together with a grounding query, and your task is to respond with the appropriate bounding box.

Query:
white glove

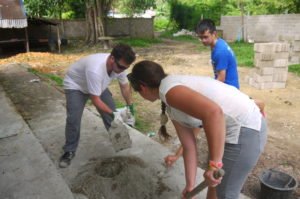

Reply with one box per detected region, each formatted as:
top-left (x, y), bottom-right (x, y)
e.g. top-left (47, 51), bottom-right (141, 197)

top-left (124, 108), bottom-right (135, 127)
top-left (110, 111), bottom-right (124, 128)
top-left (116, 107), bottom-right (135, 127)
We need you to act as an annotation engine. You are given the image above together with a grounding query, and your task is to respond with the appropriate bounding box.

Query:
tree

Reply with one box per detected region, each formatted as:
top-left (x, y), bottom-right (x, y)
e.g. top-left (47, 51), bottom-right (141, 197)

top-left (116, 0), bottom-right (156, 16)
top-left (84, 0), bottom-right (115, 44)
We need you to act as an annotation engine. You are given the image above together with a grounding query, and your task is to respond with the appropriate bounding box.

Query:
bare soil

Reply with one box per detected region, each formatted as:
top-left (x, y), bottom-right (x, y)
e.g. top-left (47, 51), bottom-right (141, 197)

top-left (1, 39), bottom-right (299, 198)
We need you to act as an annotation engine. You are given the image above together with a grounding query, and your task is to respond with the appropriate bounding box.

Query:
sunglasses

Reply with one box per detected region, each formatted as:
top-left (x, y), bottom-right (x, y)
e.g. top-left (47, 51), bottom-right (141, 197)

top-left (115, 60), bottom-right (128, 70)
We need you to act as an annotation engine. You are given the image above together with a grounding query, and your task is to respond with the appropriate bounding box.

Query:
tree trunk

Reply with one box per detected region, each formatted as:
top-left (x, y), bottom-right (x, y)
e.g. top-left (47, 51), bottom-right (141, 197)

top-left (85, 0), bottom-right (112, 44)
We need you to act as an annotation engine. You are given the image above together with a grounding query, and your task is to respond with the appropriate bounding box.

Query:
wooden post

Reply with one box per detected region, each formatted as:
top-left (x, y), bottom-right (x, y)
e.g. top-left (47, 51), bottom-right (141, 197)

top-left (24, 27), bottom-right (29, 52)
top-left (56, 26), bottom-right (61, 53)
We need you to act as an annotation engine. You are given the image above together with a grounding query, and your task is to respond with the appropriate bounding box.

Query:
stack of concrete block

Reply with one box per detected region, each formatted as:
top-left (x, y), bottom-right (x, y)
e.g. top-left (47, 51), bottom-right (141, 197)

top-left (247, 42), bottom-right (290, 89)
top-left (279, 35), bottom-right (300, 64)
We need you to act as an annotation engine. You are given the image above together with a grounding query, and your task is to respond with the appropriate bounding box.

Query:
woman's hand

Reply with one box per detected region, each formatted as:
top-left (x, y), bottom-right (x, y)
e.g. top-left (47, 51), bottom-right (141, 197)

top-left (164, 154), bottom-right (179, 167)
top-left (181, 186), bottom-right (195, 199)
top-left (204, 169), bottom-right (223, 187)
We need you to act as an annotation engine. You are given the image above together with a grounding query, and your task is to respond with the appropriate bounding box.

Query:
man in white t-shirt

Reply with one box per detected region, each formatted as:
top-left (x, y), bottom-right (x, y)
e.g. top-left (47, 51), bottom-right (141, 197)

top-left (59, 43), bottom-right (136, 168)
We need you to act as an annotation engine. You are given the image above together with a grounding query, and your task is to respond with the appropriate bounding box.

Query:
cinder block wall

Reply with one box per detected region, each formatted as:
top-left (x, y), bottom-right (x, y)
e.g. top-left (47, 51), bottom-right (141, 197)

top-left (105, 18), bottom-right (154, 38)
top-left (52, 18), bottom-right (154, 40)
top-left (220, 14), bottom-right (300, 43)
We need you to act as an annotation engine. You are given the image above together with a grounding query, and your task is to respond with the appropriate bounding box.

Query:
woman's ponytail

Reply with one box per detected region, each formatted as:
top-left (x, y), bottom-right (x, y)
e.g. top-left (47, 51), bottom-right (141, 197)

top-left (158, 102), bottom-right (171, 141)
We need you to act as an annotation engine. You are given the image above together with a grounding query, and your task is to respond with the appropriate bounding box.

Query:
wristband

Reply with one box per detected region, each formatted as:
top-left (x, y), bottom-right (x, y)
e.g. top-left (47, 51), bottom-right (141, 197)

top-left (208, 160), bottom-right (223, 170)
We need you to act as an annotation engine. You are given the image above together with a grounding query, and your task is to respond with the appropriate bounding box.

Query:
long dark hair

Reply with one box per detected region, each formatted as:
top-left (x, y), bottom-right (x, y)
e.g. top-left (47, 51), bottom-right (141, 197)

top-left (159, 101), bottom-right (171, 141)
top-left (127, 60), bottom-right (171, 141)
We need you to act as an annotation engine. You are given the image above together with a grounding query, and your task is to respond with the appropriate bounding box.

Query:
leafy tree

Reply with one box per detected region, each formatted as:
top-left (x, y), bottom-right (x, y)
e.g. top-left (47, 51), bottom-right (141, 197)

top-left (115, 0), bottom-right (156, 16)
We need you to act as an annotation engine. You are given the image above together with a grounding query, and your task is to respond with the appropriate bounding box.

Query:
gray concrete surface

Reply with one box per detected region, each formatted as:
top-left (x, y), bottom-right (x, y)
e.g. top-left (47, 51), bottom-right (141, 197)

top-left (0, 63), bottom-right (250, 199)
top-left (0, 85), bottom-right (74, 199)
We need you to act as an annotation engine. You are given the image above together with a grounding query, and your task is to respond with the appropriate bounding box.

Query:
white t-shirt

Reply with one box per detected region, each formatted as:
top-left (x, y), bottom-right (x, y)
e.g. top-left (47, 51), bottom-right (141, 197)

top-left (63, 53), bottom-right (128, 96)
top-left (159, 75), bottom-right (262, 144)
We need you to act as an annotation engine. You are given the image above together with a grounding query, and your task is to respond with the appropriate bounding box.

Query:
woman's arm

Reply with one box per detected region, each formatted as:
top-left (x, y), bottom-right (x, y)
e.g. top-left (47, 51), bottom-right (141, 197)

top-left (166, 85), bottom-right (225, 185)
top-left (164, 128), bottom-right (201, 167)
top-left (172, 120), bottom-right (197, 192)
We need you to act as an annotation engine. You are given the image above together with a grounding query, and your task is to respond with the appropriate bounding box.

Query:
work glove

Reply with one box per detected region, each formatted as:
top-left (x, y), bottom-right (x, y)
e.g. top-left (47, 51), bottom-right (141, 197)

top-left (126, 104), bottom-right (135, 116)
top-left (110, 111), bottom-right (124, 128)
top-left (119, 108), bottom-right (135, 127)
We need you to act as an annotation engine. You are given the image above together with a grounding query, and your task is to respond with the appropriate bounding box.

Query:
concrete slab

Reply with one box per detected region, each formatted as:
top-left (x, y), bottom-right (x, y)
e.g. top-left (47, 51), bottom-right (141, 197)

top-left (0, 63), bottom-right (250, 199)
top-left (0, 85), bottom-right (74, 199)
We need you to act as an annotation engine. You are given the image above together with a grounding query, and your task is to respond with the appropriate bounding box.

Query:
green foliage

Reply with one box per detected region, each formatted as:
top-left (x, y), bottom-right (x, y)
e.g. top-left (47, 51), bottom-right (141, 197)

top-left (289, 64), bottom-right (300, 76)
top-left (24, 0), bottom-right (85, 19)
top-left (116, 0), bottom-right (156, 16)
top-left (169, 0), bottom-right (224, 31)
top-left (230, 41), bottom-right (254, 67)
top-left (115, 38), bottom-right (161, 47)
top-left (154, 16), bottom-right (169, 31)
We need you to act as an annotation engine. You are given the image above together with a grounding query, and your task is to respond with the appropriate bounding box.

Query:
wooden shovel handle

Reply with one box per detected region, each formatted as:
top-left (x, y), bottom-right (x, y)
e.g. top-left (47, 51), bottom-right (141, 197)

top-left (186, 169), bottom-right (225, 199)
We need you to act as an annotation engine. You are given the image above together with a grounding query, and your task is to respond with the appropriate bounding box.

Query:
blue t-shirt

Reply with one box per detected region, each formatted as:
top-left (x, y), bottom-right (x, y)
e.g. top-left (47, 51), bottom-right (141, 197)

top-left (211, 38), bottom-right (240, 89)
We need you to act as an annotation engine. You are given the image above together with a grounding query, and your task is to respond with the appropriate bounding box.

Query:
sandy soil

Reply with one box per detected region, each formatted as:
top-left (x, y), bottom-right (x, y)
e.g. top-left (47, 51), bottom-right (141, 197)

top-left (1, 39), bottom-right (299, 198)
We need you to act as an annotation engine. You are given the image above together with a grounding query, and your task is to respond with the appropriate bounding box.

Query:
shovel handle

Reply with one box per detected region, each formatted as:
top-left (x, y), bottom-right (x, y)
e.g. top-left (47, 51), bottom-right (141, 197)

top-left (185, 169), bottom-right (225, 199)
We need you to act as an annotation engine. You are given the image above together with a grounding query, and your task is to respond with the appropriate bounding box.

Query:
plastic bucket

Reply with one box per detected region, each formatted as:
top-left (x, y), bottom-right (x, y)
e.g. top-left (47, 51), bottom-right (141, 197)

top-left (259, 169), bottom-right (298, 199)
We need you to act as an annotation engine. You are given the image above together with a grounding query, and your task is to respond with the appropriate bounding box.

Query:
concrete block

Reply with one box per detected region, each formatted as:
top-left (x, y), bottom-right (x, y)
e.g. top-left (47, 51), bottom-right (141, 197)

top-left (275, 52), bottom-right (289, 59)
top-left (294, 35), bottom-right (300, 41)
top-left (293, 40), bottom-right (300, 46)
top-left (292, 45), bottom-right (300, 52)
top-left (255, 52), bottom-right (275, 61)
top-left (272, 82), bottom-right (286, 89)
top-left (275, 43), bottom-right (290, 52)
top-left (254, 43), bottom-right (276, 53)
top-left (278, 35), bottom-right (295, 42)
top-left (289, 56), bottom-right (300, 64)
top-left (257, 82), bottom-right (274, 89)
top-left (290, 51), bottom-right (300, 57)
top-left (108, 120), bottom-right (132, 152)
top-left (255, 67), bottom-right (274, 75)
top-left (273, 71), bottom-right (288, 82)
top-left (253, 73), bottom-right (273, 83)
top-left (255, 60), bottom-right (274, 68)
top-left (274, 59), bottom-right (288, 67)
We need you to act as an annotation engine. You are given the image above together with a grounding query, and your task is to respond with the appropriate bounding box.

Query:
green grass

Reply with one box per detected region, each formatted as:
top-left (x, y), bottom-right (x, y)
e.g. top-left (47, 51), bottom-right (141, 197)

top-left (113, 98), bottom-right (151, 133)
top-left (116, 38), bottom-right (162, 47)
top-left (289, 64), bottom-right (300, 76)
top-left (27, 68), bottom-right (63, 87)
top-left (230, 41), bottom-right (254, 67)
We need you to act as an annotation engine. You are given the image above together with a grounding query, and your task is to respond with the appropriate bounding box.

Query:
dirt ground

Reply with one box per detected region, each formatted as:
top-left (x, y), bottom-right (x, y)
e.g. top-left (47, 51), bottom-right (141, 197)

top-left (1, 39), bottom-right (299, 198)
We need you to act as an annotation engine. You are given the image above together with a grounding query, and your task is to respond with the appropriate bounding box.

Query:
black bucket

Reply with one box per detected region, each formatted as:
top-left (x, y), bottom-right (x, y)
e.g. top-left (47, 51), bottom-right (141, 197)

top-left (259, 169), bottom-right (298, 199)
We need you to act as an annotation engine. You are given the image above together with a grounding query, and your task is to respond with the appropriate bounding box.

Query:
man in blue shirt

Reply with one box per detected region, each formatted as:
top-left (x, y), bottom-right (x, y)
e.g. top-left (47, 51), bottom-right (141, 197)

top-left (196, 18), bottom-right (240, 89)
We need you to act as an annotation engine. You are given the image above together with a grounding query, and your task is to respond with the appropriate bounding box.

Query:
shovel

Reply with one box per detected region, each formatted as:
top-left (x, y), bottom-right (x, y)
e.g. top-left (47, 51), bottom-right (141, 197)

top-left (186, 169), bottom-right (225, 199)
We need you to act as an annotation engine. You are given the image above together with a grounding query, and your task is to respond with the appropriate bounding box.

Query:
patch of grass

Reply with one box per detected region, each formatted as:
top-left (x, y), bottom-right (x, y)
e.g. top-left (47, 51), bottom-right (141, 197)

top-left (27, 68), bottom-right (63, 87)
top-left (230, 41), bottom-right (254, 67)
top-left (116, 38), bottom-right (162, 47)
top-left (134, 116), bottom-right (152, 133)
top-left (289, 64), bottom-right (300, 76)
top-left (113, 98), bottom-right (151, 133)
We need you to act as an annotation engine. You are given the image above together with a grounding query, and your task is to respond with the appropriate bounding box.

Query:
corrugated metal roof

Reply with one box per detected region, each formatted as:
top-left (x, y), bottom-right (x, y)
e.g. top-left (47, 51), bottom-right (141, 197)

top-left (0, 0), bottom-right (27, 28)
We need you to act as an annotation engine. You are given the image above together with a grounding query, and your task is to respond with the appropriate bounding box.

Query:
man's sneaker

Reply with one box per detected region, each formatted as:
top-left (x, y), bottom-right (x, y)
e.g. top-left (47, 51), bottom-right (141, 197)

top-left (59, 151), bottom-right (75, 168)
